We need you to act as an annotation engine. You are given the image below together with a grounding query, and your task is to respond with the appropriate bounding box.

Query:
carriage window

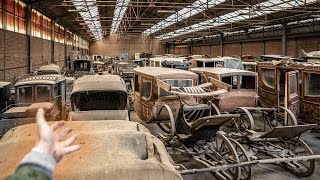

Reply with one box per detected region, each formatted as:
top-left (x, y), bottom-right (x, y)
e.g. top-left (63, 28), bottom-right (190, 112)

top-left (150, 60), bottom-right (155, 67)
top-left (289, 75), bottom-right (297, 95)
top-left (72, 92), bottom-right (127, 111)
top-left (197, 61), bottom-right (204, 67)
top-left (18, 86), bottom-right (33, 104)
top-left (222, 76), bottom-right (237, 89)
top-left (134, 75), bottom-right (140, 93)
top-left (262, 69), bottom-right (275, 88)
top-left (305, 73), bottom-right (320, 96)
top-left (155, 61), bottom-right (160, 67)
top-left (205, 62), bottom-right (215, 67)
top-left (160, 79), bottom-right (193, 96)
top-left (241, 76), bottom-right (256, 89)
top-left (215, 61), bottom-right (224, 68)
top-left (142, 79), bottom-right (151, 99)
top-left (36, 85), bottom-right (51, 102)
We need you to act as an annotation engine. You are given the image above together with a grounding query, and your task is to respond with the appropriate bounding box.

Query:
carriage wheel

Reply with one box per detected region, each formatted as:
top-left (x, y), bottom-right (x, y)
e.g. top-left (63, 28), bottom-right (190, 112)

top-left (279, 139), bottom-right (315, 177)
top-left (156, 104), bottom-right (176, 142)
top-left (203, 133), bottom-right (242, 180)
top-left (235, 108), bottom-right (255, 132)
top-left (278, 106), bottom-right (298, 126)
top-left (229, 138), bottom-right (252, 180)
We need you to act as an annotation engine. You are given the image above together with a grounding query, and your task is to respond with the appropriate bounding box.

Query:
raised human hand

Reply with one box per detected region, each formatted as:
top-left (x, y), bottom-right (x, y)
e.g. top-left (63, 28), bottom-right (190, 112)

top-left (35, 108), bottom-right (81, 162)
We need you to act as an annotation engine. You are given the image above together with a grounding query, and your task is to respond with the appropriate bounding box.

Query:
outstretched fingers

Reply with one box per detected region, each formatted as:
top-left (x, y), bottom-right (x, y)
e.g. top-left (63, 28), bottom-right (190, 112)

top-left (51, 121), bottom-right (65, 131)
top-left (55, 127), bottom-right (72, 141)
top-left (36, 108), bottom-right (49, 129)
top-left (64, 145), bottom-right (81, 155)
top-left (61, 134), bottom-right (78, 147)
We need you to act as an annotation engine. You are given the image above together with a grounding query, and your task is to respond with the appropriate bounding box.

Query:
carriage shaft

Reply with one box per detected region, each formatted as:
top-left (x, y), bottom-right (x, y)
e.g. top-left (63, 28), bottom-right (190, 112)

top-left (179, 155), bottom-right (320, 175)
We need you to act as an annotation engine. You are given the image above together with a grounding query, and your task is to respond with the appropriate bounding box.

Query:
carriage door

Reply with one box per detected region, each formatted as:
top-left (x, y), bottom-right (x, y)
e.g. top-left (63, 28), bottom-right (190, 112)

top-left (285, 70), bottom-right (300, 121)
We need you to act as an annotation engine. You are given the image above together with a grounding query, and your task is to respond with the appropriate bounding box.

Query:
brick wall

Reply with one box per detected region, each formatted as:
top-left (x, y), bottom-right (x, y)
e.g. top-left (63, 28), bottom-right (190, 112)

top-left (59, 43), bottom-right (65, 68)
top-left (0, 30), bottom-right (28, 81)
top-left (242, 42), bottom-right (264, 57)
top-left (265, 40), bottom-right (282, 54)
top-left (89, 35), bottom-right (165, 59)
top-left (224, 43), bottom-right (241, 56)
top-left (0, 30), bottom-right (4, 80)
top-left (43, 40), bottom-right (52, 64)
top-left (30, 37), bottom-right (53, 71)
top-left (211, 44), bottom-right (221, 56)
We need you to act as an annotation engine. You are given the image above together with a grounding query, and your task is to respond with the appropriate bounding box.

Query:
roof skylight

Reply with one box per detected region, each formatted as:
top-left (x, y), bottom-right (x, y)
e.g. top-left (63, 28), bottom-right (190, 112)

top-left (73, 0), bottom-right (103, 40)
top-left (111, 0), bottom-right (130, 34)
top-left (157, 0), bottom-right (317, 40)
top-left (144, 0), bottom-right (227, 35)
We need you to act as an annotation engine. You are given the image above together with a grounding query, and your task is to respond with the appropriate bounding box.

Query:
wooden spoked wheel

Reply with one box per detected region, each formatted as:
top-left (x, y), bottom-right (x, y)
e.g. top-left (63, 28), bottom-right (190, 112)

top-left (156, 104), bottom-right (176, 142)
top-left (229, 138), bottom-right (252, 180)
top-left (279, 139), bottom-right (315, 177)
top-left (195, 134), bottom-right (242, 180)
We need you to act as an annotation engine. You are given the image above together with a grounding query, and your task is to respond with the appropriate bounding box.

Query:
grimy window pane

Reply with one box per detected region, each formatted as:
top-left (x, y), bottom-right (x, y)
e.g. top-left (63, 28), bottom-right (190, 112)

top-left (305, 73), bottom-right (320, 96)
top-left (289, 75), bottom-right (297, 95)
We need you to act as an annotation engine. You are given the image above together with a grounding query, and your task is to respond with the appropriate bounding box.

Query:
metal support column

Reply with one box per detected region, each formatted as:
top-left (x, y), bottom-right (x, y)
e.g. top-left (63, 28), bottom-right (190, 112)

top-left (220, 33), bottom-right (224, 56)
top-left (282, 23), bottom-right (287, 56)
top-left (51, 20), bottom-right (55, 63)
top-left (26, 4), bottom-right (32, 73)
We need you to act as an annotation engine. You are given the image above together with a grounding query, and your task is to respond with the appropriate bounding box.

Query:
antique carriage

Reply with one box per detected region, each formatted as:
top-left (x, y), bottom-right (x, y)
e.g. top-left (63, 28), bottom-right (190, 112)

top-left (149, 57), bottom-right (191, 70)
top-left (92, 61), bottom-right (104, 74)
top-left (257, 61), bottom-right (320, 124)
top-left (0, 121), bottom-right (182, 180)
top-left (69, 58), bottom-right (94, 78)
top-left (301, 49), bottom-right (320, 63)
top-left (36, 64), bottom-right (61, 75)
top-left (191, 56), bottom-right (244, 69)
top-left (189, 68), bottom-right (259, 113)
top-left (0, 75), bottom-right (67, 136)
top-left (68, 75), bottom-right (130, 121)
top-left (0, 82), bottom-right (11, 117)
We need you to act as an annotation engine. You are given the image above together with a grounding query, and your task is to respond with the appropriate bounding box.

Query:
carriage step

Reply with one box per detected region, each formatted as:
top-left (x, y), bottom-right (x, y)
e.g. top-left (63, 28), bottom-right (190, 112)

top-left (177, 134), bottom-right (189, 140)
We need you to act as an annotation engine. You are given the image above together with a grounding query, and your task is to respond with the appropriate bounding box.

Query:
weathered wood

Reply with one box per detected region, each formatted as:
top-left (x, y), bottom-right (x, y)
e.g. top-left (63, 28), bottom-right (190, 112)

top-left (208, 77), bottom-right (231, 91)
top-left (156, 79), bottom-right (171, 92)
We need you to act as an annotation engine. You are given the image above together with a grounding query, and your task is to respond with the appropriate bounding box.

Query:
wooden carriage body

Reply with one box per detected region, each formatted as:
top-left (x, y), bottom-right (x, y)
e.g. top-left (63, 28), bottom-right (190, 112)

top-left (257, 61), bottom-right (320, 124)
top-left (190, 67), bottom-right (258, 113)
top-left (133, 67), bottom-right (198, 123)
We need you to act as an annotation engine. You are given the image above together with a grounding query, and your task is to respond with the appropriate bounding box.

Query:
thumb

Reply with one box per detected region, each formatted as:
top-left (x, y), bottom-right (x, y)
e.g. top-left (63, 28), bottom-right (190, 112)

top-left (36, 108), bottom-right (50, 135)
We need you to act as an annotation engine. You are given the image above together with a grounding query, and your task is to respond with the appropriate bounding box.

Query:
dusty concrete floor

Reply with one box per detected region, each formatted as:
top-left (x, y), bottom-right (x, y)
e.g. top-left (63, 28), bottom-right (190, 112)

top-left (130, 111), bottom-right (320, 180)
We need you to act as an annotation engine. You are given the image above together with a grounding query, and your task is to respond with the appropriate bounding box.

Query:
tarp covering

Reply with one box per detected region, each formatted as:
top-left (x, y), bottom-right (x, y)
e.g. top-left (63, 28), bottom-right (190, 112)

top-left (0, 121), bottom-right (182, 180)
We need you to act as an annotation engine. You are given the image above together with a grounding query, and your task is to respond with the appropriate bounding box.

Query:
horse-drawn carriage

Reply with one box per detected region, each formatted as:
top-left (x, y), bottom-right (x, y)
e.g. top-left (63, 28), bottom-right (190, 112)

top-left (0, 74), bottom-right (67, 136)
top-left (257, 60), bottom-right (320, 124)
top-left (133, 67), bottom-right (320, 179)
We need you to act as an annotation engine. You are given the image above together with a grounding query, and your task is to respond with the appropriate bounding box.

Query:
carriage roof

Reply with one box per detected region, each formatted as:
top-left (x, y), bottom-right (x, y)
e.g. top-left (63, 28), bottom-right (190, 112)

top-left (0, 121), bottom-right (181, 180)
top-left (193, 56), bottom-right (239, 62)
top-left (0, 81), bottom-right (11, 88)
top-left (15, 75), bottom-right (65, 86)
top-left (71, 74), bottom-right (127, 95)
top-left (134, 67), bottom-right (198, 79)
top-left (190, 67), bottom-right (257, 77)
top-left (150, 57), bottom-right (186, 62)
top-left (257, 60), bottom-right (320, 71)
top-left (38, 64), bottom-right (61, 72)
